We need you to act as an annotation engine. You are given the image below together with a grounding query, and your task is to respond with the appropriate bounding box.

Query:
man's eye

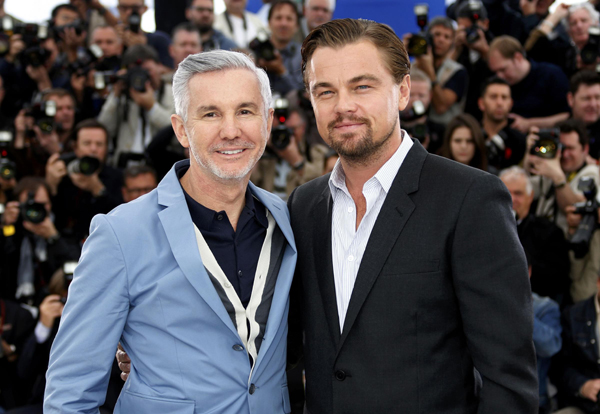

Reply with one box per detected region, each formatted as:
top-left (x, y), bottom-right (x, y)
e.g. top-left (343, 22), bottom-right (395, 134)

top-left (357, 85), bottom-right (370, 90)
top-left (240, 109), bottom-right (253, 115)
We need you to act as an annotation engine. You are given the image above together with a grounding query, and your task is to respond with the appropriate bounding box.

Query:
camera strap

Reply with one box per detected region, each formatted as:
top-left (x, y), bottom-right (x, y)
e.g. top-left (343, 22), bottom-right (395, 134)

top-left (224, 12), bottom-right (248, 47)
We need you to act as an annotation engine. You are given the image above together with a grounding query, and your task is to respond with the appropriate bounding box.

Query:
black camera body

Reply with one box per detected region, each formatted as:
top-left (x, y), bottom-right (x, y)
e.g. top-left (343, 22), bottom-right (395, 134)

top-left (53, 19), bottom-right (86, 42)
top-left (24, 100), bottom-right (56, 135)
top-left (581, 26), bottom-right (600, 66)
top-left (570, 177), bottom-right (599, 258)
top-left (464, 0), bottom-right (484, 44)
top-left (0, 17), bottom-right (50, 59)
top-left (128, 11), bottom-right (142, 34)
top-left (405, 123), bottom-right (429, 144)
top-left (530, 128), bottom-right (561, 159)
top-left (249, 31), bottom-right (276, 62)
top-left (67, 45), bottom-right (103, 77)
top-left (271, 98), bottom-right (293, 150)
top-left (0, 157), bottom-right (16, 180)
top-left (59, 152), bottom-right (101, 176)
top-left (21, 191), bottom-right (46, 224)
top-left (407, 4), bottom-right (430, 57)
top-left (123, 65), bottom-right (150, 93)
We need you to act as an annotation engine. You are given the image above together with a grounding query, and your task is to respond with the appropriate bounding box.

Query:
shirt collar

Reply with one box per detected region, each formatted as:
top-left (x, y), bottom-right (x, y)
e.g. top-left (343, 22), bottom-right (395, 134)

top-left (328, 130), bottom-right (414, 197)
top-left (177, 163), bottom-right (268, 231)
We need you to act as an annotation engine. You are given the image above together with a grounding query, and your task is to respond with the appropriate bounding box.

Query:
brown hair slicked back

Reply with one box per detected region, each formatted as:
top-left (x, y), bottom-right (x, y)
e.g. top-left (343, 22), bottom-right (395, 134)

top-left (301, 18), bottom-right (410, 88)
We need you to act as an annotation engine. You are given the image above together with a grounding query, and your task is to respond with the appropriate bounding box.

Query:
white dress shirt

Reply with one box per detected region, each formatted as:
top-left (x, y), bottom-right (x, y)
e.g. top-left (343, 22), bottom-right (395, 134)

top-left (329, 132), bottom-right (413, 331)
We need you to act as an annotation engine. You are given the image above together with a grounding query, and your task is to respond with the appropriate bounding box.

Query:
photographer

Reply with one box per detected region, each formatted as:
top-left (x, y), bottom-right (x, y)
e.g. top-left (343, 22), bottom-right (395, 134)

top-left (69, 0), bottom-right (119, 45)
top-left (252, 107), bottom-right (328, 198)
top-left (0, 298), bottom-right (36, 411)
top-left (97, 44), bottom-right (174, 167)
top-left (399, 68), bottom-right (445, 154)
top-left (185, 0), bottom-right (238, 51)
top-left (0, 177), bottom-right (79, 303)
top-left (478, 76), bottom-right (526, 171)
top-left (451, 0), bottom-right (495, 119)
top-left (115, 0), bottom-right (173, 69)
top-left (568, 71), bottom-right (600, 161)
top-left (252, 0), bottom-right (303, 96)
top-left (526, 119), bottom-right (598, 234)
top-left (12, 267), bottom-right (123, 413)
top-left (46, 119), bottom-right (122, 247)
top-left (408, 17), bottom-right (468, 126)
top-left (554, 276), bottom-right (600, 414)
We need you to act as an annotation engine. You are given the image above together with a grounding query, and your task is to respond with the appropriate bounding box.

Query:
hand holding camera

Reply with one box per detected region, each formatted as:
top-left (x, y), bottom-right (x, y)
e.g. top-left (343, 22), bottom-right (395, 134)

top-left (579, 378), bottom-right (600, 402)
top-left (39, 294), bottom-right (64, 329)
top-left (129, 80), bottom-right (155, 110)
top-left (527, 128), bottom-right (564, 183)
top-left (22, 214), bottom-right (58, 240)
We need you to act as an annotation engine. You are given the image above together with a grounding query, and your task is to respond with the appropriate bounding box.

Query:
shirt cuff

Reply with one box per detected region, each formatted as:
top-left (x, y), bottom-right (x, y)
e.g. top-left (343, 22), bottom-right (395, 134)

top-left (35, 320), bottom-right (52, 343)
top-left (146, 101), bottom-right (158, 117)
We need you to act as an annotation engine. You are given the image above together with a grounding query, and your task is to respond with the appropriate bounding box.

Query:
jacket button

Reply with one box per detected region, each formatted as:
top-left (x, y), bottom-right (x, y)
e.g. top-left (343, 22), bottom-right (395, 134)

top-left (588, 321), bottom-right (593, 326)
top-left (232, 344), bottom-right (244, 351)
top-left (334, 370), bottom-right (346, 381)
top-left (249, 383), bottom-right (256, 394)
top-left (592, 339), bottom-right (597, 345)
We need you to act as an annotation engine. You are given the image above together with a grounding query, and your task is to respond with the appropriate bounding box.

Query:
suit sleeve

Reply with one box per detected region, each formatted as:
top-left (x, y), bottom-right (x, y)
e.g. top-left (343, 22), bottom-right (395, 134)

top-left (44, 214), bottom-right (130, 414)
top-left (451, 173), bottom-right (538, 413)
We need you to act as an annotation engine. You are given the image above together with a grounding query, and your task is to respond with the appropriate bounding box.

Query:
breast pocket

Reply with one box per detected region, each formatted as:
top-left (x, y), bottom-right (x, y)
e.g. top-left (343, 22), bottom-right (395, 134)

top-left (117, 390), bottom-right (195, 414)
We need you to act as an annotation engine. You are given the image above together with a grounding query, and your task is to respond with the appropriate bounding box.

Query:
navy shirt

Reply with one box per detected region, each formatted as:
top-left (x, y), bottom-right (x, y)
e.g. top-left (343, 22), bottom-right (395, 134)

top-left (177, 167), bottom-right (268, 307)
top-left (511, 59), bottom-right (570, 119)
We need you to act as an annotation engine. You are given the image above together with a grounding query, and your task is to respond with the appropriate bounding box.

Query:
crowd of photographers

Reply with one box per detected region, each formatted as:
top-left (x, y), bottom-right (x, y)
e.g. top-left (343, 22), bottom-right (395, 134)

top-left (4, 0), bottom-right (600, 412)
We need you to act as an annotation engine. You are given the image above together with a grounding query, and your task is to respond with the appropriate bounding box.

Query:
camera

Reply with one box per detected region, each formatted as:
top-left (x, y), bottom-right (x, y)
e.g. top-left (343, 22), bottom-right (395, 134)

top-left (407, 4), bottom-right (430, 57)
top-left (0, 158), bottom-right (16, 180)
top-left (0, 130), bottom-right (12, 148)
top-left (24, 99), bottom-right (57, 135)
top-left (0, 17), bottom-right (50, 59)
top-left (53, 19), bottom-right (86, 42)
top-left (570, 177), bottom-right (599, 258)
top-left (463, 1), bottom-right (484, 44)
top-left (62, 261), bottom-right (77, 291)
top-left (400, 100), bottom-right (426, 122)
top-left (128, 10), bottom-right (142, 34)
top-left (581, 27), bottom-right (600, 66)
top-left (271, 98), bottom-right (293, 150)
top-left (529, 128), bottom-right (561, 159)
top-left (123, 65), bottom-right (150, 93)
top-left (59, 152), bottom-right (101, 176)
top-left (405, 123), bottom-right (429, 144)
top-left (20, 191), bottom-right (46, 224)
top-left (484, 131), bottom-right (507, 168)
top-left (67, 44), bottom-right (103, 77)
top-left (249, 31), bottom-right (276, 61)
top-left (93, 70), bottom-right (120, 90)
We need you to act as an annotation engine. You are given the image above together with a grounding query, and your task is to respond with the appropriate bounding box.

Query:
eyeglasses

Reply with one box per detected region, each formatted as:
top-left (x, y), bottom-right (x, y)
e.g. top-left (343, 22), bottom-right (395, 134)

top-left (191, 6), bottom-right (213, 13)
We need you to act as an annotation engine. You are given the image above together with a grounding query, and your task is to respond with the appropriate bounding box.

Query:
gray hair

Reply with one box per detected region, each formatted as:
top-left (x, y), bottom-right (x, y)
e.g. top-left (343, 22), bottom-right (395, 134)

top-left (409, 67), bottom-right (431, 88)
top-left (172, 50), bottom-right (272, 122)
top-left (563, 2), bottom-right (600, 31)
top-left (499, 166), bottom-right (532, 195)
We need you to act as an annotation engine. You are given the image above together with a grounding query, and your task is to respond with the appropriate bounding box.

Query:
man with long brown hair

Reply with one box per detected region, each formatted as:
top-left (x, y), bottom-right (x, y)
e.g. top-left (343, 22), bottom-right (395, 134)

top-left (287, 18), bottom-right (537, 413)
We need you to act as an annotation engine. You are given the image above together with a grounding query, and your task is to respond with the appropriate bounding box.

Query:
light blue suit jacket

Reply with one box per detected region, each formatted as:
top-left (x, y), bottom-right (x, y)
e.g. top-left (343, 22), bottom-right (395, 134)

top-left (44, 160), bottom-right (297, 414)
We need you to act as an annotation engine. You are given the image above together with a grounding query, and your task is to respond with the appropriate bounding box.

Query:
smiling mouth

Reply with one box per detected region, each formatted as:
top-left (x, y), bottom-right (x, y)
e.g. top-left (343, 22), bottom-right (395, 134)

top-left (217, 149), bottom-right (245, 155)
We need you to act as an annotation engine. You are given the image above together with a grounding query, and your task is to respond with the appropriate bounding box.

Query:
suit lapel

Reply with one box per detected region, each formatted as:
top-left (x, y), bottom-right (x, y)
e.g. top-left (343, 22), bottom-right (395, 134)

top-left (313, 183), bottom-right (342, 346)
top-left (337, 141), bottom-right (427, 351)
top-left (156, 162), bottom-right (240, 338)
top-left (249, 183), bottom-right (297, 370)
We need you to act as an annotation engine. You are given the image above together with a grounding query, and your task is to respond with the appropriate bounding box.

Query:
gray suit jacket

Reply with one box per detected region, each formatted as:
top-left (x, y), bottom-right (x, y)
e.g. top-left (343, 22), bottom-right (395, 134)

top-left (288, 139), bottom-right (538, 413)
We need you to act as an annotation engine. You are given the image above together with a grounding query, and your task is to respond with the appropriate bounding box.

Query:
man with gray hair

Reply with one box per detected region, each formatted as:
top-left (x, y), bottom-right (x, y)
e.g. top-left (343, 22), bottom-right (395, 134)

top-left (43, 50), bottom-right (297, 413)
top-left (499, 166), bottom-right (570, 304)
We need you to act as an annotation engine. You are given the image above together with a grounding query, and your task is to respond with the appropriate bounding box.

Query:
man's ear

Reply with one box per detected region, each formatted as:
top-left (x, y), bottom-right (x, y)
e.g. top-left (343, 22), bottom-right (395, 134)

top-left (171, 114), bottom-right (189, 148)
top-left (398, 75), bottom-right (411, 112)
